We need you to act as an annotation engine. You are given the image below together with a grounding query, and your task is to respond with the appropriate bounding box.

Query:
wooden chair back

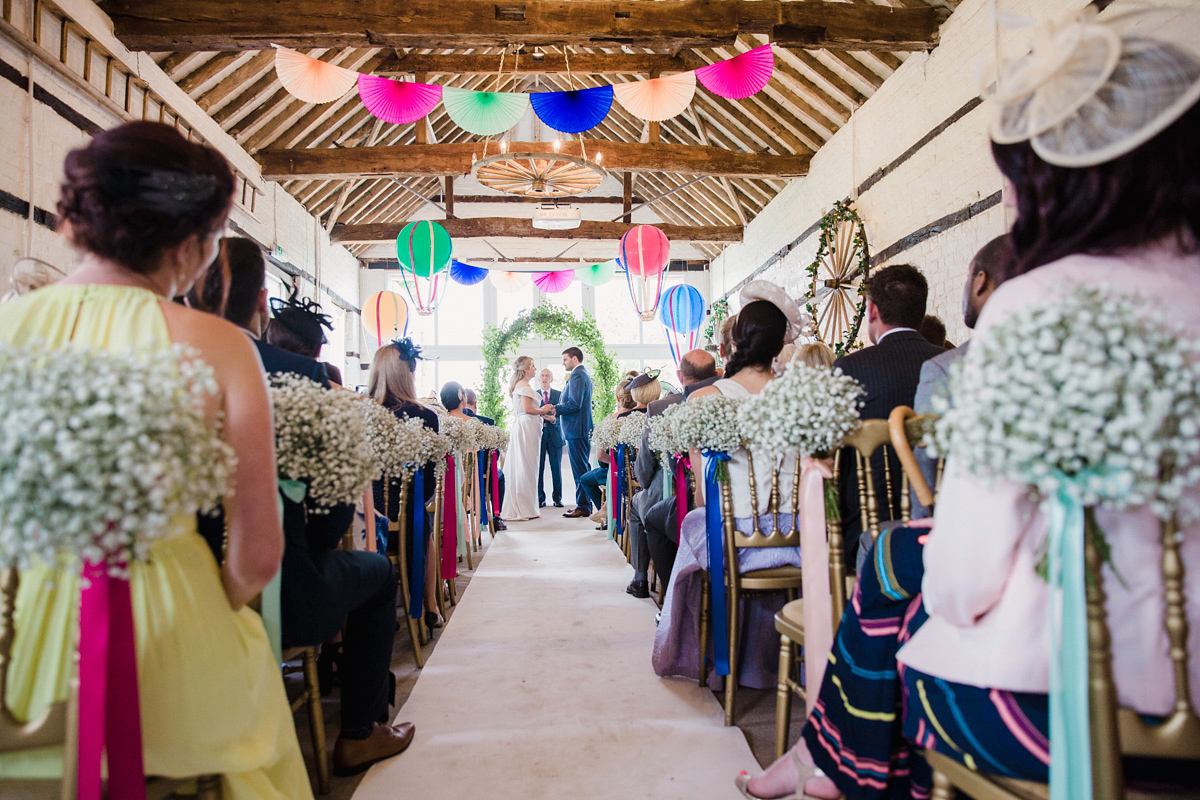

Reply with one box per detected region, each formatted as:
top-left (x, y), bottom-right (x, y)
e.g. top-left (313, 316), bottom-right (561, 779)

top-left (842, 420), bottom-right (896, 538)
top-left (383, 471), bottom-right (425, 667)
top-left (887, 406), bottom-right (941, 518)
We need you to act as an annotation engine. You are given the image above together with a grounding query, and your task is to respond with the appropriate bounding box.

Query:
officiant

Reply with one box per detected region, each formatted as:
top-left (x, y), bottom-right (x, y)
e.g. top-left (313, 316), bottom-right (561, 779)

top-left (537, 368), bottom-right (564, 508)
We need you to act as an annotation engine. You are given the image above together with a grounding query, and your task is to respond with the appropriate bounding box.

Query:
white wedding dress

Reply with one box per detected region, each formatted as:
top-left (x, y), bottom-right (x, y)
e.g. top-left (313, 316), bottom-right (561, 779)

top-left (501, 386), bottom-right (542, 520)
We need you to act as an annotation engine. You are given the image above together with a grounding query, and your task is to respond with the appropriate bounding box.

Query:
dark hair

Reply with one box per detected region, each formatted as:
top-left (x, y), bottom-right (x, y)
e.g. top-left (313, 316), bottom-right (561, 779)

top-left (991, 101), bottom-right (1200, 281)
top-left (325, 362), bottom-right (343, 386)
top-left (221, 237), bottom-right (267, 329)
top-left (185, 250), bottom-right (229, 315)
top-left (440, 381), bottom-right (465, 411)
top-left (57, 121), bottom-right (234, 275)
top-left (864, 263), bottom-right (928, 329)
top-left (724, 300), bottom-right (786, 379)
top-left (264, 317), bottom-right (321, 358)
top-left (463, 388), bottom-right (477, 405)
top-left (970, 234), bottom-right (1013, 284)
top-left (263, 296), bottom-right (331, 359)
top-left (679, 349), bottom-right (717, 382)
top-left (918, 315), bottom-right (946, 348)
top-left (562, 346), bottom-right (584, 363)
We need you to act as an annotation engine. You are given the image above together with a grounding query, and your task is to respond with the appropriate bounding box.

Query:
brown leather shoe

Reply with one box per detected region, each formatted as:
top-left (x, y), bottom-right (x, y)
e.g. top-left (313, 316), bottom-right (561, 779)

top-left (332, 722), bottom-right (416, 776)
top-left (563, 508), bottom-right (589, 518)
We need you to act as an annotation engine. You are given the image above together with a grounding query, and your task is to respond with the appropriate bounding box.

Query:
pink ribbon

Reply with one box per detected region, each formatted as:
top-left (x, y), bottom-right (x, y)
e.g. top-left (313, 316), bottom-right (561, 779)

top-left (442, 455), bottom-right (457, 580)
top-left (673, 456), bottom-right (689, 542)
top-left (490, 451), bottom-right (500, 513)
top-left (799, 456), bottom-right (835, 708)
top-left (78, 562), bottom-right (146, 800)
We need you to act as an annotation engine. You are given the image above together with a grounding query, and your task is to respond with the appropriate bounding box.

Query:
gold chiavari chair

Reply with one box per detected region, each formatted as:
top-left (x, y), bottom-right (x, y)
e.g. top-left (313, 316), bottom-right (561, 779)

top-left (281, 646), bottom-right (329, 795)
top-left (698, 450), bottom-right (806, 727)
top-left (888, 406), bottom-right (941, 520)
top-left (926, 510), bottom-right (1200, 800)
top-left (0, 569), bottom-right (224, 799)
top-left (482, 450), bottom-right (498, 540)
top-left (383, 471), bottom-right (425, 667)
top-left (455, 454), bottom-right (474, 573)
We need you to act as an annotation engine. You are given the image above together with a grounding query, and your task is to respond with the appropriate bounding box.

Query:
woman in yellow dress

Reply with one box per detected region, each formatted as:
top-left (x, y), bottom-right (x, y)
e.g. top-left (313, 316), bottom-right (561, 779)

top-left (0, 121), bottom-right (312, 799)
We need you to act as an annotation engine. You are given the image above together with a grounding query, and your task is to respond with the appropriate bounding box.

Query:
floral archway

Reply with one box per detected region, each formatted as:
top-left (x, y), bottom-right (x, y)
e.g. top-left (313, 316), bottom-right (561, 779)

top-left (480, 303), bottom-right (619, 428)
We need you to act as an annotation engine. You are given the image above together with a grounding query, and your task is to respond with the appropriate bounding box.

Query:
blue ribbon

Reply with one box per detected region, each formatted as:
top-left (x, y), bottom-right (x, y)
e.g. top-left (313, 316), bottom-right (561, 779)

top-left (704, 450), bottom-right (732, 677)
top-left (410, 467), bottom-right (425, 619)
top-left (615, 444), bottom-right (627, 539)
top-left (479, 450), bottom-right (488, 518)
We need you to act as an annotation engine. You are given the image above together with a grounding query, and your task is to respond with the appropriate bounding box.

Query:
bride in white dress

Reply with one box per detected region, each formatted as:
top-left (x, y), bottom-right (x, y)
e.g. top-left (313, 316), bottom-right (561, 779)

top-left (501, 355), bottom-right (555, 521)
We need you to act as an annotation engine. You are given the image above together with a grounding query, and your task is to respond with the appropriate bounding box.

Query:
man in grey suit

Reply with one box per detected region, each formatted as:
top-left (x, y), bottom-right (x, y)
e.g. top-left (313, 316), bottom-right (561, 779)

top-left (536, 368), bottom-right (565, 508)
top-left (834, 263), bottom-right (946, 570)
top-left (625, 350), bottom-right (719, 597)
top-left (911, 234), bottom-right (1010, 518)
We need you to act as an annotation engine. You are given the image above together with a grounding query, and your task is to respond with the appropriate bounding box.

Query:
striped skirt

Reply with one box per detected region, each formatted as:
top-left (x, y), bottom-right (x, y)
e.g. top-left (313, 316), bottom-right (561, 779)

top-left (801, 526), bottom-right (1051, 800)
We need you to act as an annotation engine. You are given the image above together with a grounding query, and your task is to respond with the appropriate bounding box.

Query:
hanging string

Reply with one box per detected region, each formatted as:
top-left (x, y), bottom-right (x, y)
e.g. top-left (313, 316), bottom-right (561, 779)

top-left (493, 47), bottom-right (507, 93)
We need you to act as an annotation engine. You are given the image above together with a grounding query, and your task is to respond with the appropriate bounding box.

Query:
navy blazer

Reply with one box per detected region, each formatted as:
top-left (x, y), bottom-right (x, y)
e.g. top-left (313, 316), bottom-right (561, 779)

top-left (554, 365), bottom-right (594, 441)
top-left (537, 387), bottom-right (564, 448)
top-left (253, 338), bottom-right (330, 388)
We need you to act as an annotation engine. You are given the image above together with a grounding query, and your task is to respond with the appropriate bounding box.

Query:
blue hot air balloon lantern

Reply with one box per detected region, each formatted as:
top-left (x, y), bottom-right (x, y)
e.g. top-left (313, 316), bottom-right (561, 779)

top-left (657, 284), bottom-right (706, 365)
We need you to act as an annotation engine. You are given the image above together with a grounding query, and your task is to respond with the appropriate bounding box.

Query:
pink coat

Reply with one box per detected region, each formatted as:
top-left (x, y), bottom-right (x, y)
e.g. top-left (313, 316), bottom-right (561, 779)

top-left (897, 247), bottom-right (1200, 716)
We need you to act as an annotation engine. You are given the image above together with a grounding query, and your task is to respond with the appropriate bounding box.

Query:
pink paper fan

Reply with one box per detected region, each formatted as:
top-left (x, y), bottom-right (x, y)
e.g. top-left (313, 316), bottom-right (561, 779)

top-left (695, 44), bottom-right (774, 99)
top-left (613, 72), bottom-right (696, 122)
top-left (357, 74), bottom-right (443, 124)
top-left (533, 270), bottom-right (575, 294)
top-left (274, 45), bottom-right (359, 104)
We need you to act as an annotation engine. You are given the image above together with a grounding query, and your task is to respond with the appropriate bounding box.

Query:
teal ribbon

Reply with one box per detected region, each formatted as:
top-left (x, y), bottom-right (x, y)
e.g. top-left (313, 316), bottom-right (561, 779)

top-left (703, 450), bottom-right (731, 677)
top-left (278, 478), bottom-right (306, 504)
top-left (263, 484), bottom-right (295, 664)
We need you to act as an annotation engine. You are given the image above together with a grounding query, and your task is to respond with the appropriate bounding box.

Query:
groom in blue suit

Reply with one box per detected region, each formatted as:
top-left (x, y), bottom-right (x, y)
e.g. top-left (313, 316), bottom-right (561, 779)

top-left (553, 346), bottom-right (595, 517)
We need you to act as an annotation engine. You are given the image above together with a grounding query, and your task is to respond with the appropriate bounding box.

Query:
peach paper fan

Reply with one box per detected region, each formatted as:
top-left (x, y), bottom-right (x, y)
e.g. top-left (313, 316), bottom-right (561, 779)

top-left (274, 45), bottom-right (359, 104)
top-left (613, 72), bottom-right (696, 122)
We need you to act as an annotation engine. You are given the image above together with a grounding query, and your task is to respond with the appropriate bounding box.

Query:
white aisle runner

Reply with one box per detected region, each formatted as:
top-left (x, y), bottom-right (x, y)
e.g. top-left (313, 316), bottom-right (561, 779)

top-left (352, 515), bottom-right (758, 800)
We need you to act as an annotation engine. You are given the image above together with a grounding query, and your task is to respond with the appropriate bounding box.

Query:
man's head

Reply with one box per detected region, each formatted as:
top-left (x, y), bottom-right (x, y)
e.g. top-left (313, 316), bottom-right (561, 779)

top-left (539, 368), bottom-right (553, 390)
top-left (864, 263), bottom-right (928, 344)
top-left (918, 315), bottom-right (947, 348)
top-left (463, 387), bottom-right (478, 411)
top-left (561, 346), bottom-right (584, 371)
top-left (220, 237), bottom-right (268, 333)
top-left (963, 234), bottom-right (1011, 329)
top-left (677, 349), bottom-right (718, 387)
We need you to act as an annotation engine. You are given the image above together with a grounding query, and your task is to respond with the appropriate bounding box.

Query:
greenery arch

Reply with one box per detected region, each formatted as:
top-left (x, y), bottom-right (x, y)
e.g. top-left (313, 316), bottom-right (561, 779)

top-left (480, 303), bottom-right (620, 428)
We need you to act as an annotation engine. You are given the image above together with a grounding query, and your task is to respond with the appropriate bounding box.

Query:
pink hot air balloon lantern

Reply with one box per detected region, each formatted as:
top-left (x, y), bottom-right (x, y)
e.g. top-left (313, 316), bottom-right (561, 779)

top-left (619, 225), bottom-right (670, 321)
top-left (533, 269), bottom-right (575, 294)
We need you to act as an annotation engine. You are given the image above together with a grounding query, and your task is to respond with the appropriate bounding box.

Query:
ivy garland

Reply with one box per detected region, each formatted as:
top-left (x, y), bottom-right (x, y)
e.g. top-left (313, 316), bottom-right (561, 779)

top-left (805, 200), bottom-right (871, 357)
top-left (479, 303), bottom-right (620, 428)
top-left (702, 298), bottom-right (730, 364)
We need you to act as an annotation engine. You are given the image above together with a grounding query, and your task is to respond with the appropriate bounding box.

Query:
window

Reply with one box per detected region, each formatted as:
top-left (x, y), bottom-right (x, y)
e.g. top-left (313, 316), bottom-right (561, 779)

top-left (436, 285), bottom-right (486, 346)
top-left (593, 278), bottom-right (644, 345)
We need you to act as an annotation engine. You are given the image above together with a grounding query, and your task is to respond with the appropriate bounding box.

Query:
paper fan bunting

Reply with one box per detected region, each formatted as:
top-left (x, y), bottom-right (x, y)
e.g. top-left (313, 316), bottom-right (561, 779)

top-left (442, 87), bottom-right (530, 136)
top-left (695, 45), bottom-right (775, 99)
top-left (357, 74), bottom-right (443, 124)
top-left (450, 260), bottom-right (489, 286)
top-left (530, 86), bottom-right (614, 134)
top-left (613, 72), bottom-right (696, 122)
top-left (533, 270), bottom-right (575, 293)
top-left (575, 260), bottom-right (617, 287)
top-left (489, 270), bottom-right (530, 293)
top-left (274, 45), bottom-right (359, 104)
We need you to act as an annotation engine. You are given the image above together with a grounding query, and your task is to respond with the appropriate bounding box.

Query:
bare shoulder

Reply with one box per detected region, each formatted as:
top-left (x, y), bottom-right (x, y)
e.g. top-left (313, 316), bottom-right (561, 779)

top-left (687, 385), bottom-right (720, 400)
top-left (158, 302), bottom-right (261, 370)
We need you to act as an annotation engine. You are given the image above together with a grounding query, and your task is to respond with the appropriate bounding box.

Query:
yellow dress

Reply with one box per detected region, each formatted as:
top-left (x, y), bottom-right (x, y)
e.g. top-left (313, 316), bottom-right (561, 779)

top-left (0, 285), bottom-right (313, 800)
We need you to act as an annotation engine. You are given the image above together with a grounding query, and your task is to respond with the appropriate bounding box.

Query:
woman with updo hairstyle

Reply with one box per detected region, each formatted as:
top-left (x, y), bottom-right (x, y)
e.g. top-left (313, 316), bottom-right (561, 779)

top-left (0, 121), bottom-right (311, 796)
top-left (654, 281), bottom-right (810, 691)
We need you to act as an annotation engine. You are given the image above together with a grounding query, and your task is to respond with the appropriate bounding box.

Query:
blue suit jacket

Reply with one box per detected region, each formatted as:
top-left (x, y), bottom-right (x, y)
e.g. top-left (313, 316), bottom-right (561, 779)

top-left (554, 365), bottom-right (594, 441)
top-left (253, 339), bottom-right (330, 388)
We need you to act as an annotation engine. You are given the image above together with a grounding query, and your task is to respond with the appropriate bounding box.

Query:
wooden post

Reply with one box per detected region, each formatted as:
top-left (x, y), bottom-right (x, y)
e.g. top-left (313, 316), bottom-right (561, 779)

top-left (415, 73), bottom-right (428, 144)
top-left (444, 176), bottom-right (455, 218)
top-left (622, 172), bottom-right (632, 223)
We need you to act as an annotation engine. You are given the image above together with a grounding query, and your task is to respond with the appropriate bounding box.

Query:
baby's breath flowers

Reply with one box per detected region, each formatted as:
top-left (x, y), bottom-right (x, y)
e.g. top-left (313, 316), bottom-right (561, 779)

top-left (592, 415), bottom-right (623, 454)
top-left (738, 364), bottom-right (864, 458)
top-left (0, 344), bottom-right (236, 574)
top-left (617, 411), bottom-right (647, 449)
top-left (934, 285), bottom-right (1200, 523)
top-left (647, 409), bottom-right (681, 457)
top-left (270, 374), bottom-right (378, 510)
top-left (671, 394), bottom-right (744, 455)
top-left (359, 398), bottom-right (424, 476)
top-left (406, 417), bottom-right (451, 476)
top-left (478, 423), bottom-right (509, 453)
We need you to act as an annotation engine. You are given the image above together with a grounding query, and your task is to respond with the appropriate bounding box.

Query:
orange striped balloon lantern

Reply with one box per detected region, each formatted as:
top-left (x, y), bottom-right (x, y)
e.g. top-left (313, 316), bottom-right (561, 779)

top-left (361, 290), bottom-right (409, 345)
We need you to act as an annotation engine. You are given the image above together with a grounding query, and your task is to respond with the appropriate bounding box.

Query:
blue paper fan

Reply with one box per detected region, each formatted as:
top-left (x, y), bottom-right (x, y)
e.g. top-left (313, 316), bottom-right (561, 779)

top-left (531, 85), bottom-right (615, 134)
top-left (450, 260), bottom-right (489, 285)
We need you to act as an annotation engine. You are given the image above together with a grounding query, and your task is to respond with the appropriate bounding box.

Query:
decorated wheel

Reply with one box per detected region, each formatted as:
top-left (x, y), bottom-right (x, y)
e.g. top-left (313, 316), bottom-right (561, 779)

top-left (474, 152), bottom-right (605, 197)
top-left (804, 201), bottom-right (870, 356)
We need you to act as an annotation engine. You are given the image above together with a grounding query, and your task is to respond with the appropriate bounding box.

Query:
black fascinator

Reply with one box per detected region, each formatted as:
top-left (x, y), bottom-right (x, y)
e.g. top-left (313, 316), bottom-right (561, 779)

top-left (391, 337), bottom-right (423, 369)
top-left (269, 293), bottom-right (333, 346)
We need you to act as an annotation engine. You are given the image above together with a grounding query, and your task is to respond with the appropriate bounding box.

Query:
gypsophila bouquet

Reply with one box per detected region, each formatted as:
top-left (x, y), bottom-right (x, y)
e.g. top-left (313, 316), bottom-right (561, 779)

top-left (270, 374), bottom-right (378, 510)
top-left (0, 343), bottom-right (236, 574)
top-left (671, 394), bottom-right (744, 455)
top-left (739, 364), bottom-right (864, 458)
top-left (478, 424), bottom-right (509, 452)
top-left (933, 285), bottom-right (1200, 524)
top-left (617, 411), bottom-right (647, 449)
top-left (360, 398), bottom-right (424, 476)
top-left (647, 409), bottom-right (681, 457)
top-left (440, 416), bottom-right (483, 454)
top-left (592, 415), bottom-right (623, 453)
top-left (405, 416), bottom-right (451, 475)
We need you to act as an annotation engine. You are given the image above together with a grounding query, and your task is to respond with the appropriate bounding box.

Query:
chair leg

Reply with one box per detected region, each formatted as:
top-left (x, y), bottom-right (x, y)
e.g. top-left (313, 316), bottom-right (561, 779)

top-left (775, 633), bottom-right (792, 760)
top-left (303, 648), bottom-right (330, 794)
top-left (931, 770), bottom-right (956, 800)
top-left (196, 774), bottom-right (223, 800)
top-left (724, 586), bottom-right (738, 727)
top-left (698, 576), bottom-right (710, 688)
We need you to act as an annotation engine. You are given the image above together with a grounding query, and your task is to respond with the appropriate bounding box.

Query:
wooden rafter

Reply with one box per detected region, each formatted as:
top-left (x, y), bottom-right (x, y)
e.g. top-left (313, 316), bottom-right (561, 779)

top-left (330, 219), bottom-right (743, 243)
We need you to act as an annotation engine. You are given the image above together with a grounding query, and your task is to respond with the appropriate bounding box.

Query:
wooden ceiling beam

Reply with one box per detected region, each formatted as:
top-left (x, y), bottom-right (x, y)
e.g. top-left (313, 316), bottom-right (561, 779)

top-left (376, 51), bottom-right (688, 76)
top-left (331, 218), bottom-right (743, 243)
top-left (259, 142), bottom-right (811, 181)
top-left (101, 0), bottom-right (945, 53)
top-left (197, 49), bottom-right (274, 111)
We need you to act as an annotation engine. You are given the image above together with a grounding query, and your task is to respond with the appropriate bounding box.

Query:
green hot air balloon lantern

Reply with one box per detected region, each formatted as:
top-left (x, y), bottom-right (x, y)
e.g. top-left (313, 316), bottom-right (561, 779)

top-left (396, 220), bottom-right (453, 315)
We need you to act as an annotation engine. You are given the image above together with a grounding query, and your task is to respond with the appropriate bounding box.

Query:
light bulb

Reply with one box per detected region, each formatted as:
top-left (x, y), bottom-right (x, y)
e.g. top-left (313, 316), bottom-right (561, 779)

top-left (553, 137), bottom-right (562, 153)
top-left (595, 151), bottom-right (603, 164)
top-left (500, 139), bottom-right (508, 153)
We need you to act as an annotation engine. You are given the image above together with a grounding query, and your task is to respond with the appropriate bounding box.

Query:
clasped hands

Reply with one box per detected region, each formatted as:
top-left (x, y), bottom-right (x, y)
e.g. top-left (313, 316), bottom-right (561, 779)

top-left (540, 404), bottom-right (556, 421)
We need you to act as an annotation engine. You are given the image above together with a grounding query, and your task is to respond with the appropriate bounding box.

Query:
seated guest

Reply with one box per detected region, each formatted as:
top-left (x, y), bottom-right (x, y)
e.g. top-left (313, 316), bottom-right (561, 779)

top-left (632, 350), bottom-right (720, 597)
top-left (654, 281), bottom-right (808, 689)
top-left (833, 263), bottom-right (945, 570)
top-left (463, 388), bottom-right (507, 531)
top-left (263, 292), bottom-right (343, 385)
top-left (620, 370), bottom-right (664, 595)
top-left (796, 342), bottom-right (834, 369)
top-left (440, 381), bottom-right (470, 420)
top-left (221, 238), bottom-right (414, 776)
top-left (369, 341), bottom-right (442, 634)
top-left (918, 313), bottom-right (948, 348)
top-left (740, 17), bottom-right (1200, 797)
top-left (0, 121), bottom-right (311, 796)
top-left (910, 234), bottom-right (1009, 519)
top-left (580, 382), bottom-right (631, 526)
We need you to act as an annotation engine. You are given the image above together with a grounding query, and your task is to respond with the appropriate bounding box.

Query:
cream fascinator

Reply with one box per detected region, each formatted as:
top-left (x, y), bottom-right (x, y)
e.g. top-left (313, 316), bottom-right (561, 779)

top-left (738, 280), bottom-right (812, 344)
top-left (987, 5), bottom-right (1200, 167)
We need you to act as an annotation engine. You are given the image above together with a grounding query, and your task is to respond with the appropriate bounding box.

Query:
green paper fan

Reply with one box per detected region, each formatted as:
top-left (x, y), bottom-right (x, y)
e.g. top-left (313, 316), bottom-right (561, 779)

top-left (442, 87), bottom-right (530, 136)
top-left (575, 260), bottom-right (617, 287)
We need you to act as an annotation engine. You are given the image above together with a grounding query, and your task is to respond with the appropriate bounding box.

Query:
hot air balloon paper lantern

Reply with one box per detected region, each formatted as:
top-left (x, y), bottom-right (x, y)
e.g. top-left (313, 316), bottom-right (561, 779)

top-left (361, 290), bottom-right (410, 344)
top-left (533, 269), bottom-right (575, 294)
top-left (694, 45), bottom-right (775, 99)
top-left (357, 74), bottom-right (443, 124)
top-left (619, 226), bottom-right (670, 321)
top-left (396, 220), bottom-right (453, 315)
top-left (658, 284), bottom-right (706, 365)
top-left (274, 46), bottom-right (359, 104)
